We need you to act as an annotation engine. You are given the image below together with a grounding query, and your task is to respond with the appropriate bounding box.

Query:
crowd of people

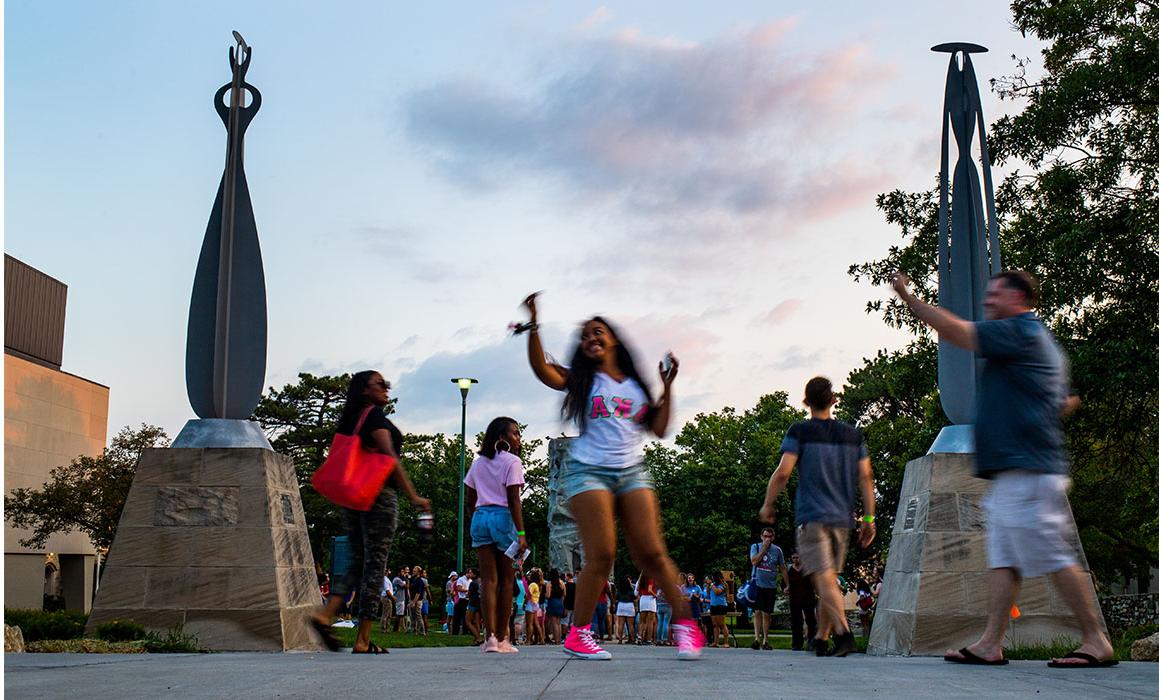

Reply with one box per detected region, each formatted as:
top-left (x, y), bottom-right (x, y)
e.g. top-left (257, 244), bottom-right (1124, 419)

top-left (321, 551), bottom-right (882, 652)
top-left (309, 273), bottom-right (1116, 668)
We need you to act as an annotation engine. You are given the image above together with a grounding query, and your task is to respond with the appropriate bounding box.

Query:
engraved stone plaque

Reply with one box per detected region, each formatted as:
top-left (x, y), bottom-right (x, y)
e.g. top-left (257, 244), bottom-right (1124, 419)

top-left (154, 486), bottom-right (239, 526)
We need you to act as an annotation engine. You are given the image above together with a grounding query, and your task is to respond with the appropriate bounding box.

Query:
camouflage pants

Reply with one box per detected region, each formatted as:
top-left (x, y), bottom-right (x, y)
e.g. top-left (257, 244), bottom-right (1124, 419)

top-left (331, 487), bottom-right (399, 622)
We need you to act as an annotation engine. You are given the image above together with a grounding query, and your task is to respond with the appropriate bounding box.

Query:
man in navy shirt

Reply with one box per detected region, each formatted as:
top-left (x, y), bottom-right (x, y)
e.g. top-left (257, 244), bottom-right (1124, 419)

top-left (892, 270), bottom-right (1114, 668)
top-left (759, 377), bottom-right (876, 658)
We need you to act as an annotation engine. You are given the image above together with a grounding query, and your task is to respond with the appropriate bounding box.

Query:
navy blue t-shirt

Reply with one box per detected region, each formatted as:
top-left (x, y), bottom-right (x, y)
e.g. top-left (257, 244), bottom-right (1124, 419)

top-left (780, 418), bottom-right (867, 528)
top-left (974, 312), bottom-right (1069, 478)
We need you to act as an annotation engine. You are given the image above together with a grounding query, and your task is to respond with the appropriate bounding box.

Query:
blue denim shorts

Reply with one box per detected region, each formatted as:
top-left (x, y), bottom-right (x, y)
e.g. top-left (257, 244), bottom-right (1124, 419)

top-left (561, 457), bottom-right (654, 499)
top-left (470, 505), bottom-right (518, 548)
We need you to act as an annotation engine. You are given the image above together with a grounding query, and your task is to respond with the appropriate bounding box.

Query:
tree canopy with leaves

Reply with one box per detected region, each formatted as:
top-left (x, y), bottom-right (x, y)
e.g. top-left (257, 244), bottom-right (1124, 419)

top-left (5, 424), bottom-right (169, 552)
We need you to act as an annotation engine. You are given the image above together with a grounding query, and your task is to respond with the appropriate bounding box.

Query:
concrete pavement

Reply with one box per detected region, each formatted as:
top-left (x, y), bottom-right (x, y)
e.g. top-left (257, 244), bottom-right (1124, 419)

top-left (6, 645), bottom-right (1157, 699)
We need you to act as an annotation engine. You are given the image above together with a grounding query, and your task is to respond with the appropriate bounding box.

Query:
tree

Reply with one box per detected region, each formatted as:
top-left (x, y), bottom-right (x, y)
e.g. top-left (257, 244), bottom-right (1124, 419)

top-left (5, 424), bottom-right (170, 552)
top-left (847, 0), bottom-right (1159, 591)
top-left (644, 393), bottom-right (806, 578)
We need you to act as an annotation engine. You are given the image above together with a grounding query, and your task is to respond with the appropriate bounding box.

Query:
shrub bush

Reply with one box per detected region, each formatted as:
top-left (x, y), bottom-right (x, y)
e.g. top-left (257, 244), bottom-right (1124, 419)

top-left (141, 624), bottom-right (205, 653)
top-left (4, 609), bottom-right (86, 642)
top-left (95, 619), bottom-right (146, 642)
top-left (1114, 622), bottom-right (1159, 659)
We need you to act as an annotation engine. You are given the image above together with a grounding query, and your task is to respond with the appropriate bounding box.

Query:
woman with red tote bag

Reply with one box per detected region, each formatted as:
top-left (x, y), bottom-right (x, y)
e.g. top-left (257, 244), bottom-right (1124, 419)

top-left (310, 371), bottom-right (431, 654)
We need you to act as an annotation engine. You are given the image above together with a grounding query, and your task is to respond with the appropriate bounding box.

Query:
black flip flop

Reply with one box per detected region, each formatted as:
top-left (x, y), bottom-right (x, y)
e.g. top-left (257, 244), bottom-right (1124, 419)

top-left (352, 641), bottom-right (388, 655)
top-left (310, 618), bottom-right (343, 652)
top-left (944, 647), bottom-right (1009, 665)
top-left (1047, 651), bottom-right (1117, 668)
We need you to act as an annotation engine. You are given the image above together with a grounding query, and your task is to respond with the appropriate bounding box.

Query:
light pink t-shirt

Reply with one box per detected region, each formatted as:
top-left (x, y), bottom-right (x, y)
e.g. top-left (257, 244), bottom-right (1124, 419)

top-left (464, 451), bottom-right (525, 507)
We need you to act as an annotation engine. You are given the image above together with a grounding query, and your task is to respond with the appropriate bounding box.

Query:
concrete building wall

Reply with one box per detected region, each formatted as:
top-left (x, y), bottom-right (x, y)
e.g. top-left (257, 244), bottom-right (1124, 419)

top-left (5, 352), bottom-right (108, 611)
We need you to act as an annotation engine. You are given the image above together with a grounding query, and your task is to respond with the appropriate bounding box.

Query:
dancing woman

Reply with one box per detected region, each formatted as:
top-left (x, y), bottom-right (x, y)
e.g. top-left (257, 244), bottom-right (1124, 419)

top-left (519, 293), bottom-right (704, 660)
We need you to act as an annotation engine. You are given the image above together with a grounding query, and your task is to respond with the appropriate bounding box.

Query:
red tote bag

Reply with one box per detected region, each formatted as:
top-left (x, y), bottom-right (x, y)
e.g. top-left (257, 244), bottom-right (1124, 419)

top-left (311, 407), bottom-right (397, 511)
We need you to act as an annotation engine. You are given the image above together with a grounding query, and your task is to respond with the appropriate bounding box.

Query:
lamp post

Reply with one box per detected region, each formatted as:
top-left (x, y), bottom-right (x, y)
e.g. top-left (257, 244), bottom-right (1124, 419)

top-left (451, 377), bottom-right (478, 573)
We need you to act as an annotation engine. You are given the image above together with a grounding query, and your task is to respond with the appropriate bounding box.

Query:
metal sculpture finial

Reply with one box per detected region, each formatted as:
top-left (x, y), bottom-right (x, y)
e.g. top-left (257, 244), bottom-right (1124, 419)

top-left (185, 32), bottom-right (267, 420)
top-left (933, 43), bottom-right (1001, 425)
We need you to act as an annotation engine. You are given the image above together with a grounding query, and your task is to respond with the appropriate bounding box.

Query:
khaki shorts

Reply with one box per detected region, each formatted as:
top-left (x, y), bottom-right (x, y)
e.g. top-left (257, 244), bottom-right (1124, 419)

top-left (797, 522), bottom-right (850, 577)
top-left (983, 470), bottom-right (1078, 577)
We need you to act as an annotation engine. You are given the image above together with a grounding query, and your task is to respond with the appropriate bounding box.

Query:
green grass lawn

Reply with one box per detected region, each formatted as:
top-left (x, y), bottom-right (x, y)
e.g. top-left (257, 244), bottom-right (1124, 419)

top-left (330, 626), bottom-right (477, 650)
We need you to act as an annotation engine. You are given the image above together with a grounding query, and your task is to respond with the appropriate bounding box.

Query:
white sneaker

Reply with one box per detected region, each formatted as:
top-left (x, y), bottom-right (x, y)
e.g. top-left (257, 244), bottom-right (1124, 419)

top-left (481, 634), bottom-right (500, 653)
top-left (496, 638), bottom-right (519, 654)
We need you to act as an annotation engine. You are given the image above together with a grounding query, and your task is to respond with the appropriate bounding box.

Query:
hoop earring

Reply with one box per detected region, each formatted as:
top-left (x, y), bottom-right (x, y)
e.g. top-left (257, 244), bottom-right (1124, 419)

top-left (495, 439), bottom-right (511, 453)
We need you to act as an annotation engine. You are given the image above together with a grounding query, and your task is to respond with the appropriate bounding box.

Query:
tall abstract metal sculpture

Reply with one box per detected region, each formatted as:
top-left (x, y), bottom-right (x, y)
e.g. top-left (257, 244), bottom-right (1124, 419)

top-left (90, 34), bottom-right (321, 651)
top-left (187, 31), bottom-right (267, 422)
top-left (931, 43), bottom-right (1000, 444)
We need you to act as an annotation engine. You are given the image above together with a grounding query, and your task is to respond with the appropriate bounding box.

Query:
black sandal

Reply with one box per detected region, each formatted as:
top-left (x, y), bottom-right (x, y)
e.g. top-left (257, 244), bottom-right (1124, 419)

top-left (944, 647), bottom-right (1008, 665)
top-left (1047, 651), bottom-right (1117, 668)
top-left (310, 618), bottom-right (342, 652)
top-left (352, 641), bottom-right (388, 654)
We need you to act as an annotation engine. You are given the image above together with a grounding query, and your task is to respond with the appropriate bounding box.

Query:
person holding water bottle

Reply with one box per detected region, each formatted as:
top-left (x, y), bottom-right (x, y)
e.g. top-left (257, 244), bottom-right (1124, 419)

top-left (465, 417), bottom-right (528, 653)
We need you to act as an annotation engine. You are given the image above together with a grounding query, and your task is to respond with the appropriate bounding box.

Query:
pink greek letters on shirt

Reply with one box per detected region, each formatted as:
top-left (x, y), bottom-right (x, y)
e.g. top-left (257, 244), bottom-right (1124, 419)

top-left (612, 396), bottom-right (633, 417)
top-left (590, 395), bottom-right (612, 419)
top-left (633, 404), bottom-right (649, 423)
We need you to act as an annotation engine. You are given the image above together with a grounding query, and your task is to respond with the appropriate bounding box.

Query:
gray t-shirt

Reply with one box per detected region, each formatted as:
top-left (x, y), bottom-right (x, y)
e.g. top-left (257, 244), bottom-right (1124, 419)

top-left (749, 543), bottom-right (785, 589)
top-left (780, 419), bottom-right (868, 527)
top-left (974, 312), bottom-right (1070, 478)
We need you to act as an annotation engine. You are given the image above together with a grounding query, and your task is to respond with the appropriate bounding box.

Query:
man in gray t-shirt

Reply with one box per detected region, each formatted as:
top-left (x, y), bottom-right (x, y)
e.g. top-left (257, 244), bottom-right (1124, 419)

top-left (747, 528), bottom-right (789, 650)
top-left (893, 270), bottom-right (1114, 668)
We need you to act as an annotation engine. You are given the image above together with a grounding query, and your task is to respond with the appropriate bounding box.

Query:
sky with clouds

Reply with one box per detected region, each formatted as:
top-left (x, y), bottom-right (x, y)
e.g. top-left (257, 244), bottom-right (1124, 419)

top-left (4, 1), bottom-right (1044, 449)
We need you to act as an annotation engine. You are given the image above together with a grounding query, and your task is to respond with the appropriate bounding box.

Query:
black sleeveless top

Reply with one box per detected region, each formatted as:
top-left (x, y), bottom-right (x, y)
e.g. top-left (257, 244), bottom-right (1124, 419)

top-left (337, 405), bottom-right (403, 456)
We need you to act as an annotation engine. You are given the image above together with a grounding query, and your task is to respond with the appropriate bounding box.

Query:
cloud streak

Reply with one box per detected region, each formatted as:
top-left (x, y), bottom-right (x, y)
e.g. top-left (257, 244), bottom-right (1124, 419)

top-left (405, 22), bottom-right (893, 228)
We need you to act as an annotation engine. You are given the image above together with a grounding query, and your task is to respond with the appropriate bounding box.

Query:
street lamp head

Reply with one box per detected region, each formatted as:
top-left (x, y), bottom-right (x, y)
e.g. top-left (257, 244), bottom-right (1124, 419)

top-left (451, 377), bottom-right (479, 399)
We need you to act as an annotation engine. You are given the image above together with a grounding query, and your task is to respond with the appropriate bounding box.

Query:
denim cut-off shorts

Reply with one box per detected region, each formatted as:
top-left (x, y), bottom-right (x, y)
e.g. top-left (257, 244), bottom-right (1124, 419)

top-left (561, 457), bottom-right (654, 500)
top-left (470, 505), bottom-right (519, 549)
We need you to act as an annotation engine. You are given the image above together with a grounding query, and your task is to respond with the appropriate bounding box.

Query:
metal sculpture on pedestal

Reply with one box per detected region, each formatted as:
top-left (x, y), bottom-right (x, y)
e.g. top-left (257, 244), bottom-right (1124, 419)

top-left (928, 42), bottom-right (1001, 454)
top-left (175, 31), bottom-right (270, 448)
top-left (868, 45), bottom-right (1102, 656)
top-left (89, 35), bottom-right (322, 651)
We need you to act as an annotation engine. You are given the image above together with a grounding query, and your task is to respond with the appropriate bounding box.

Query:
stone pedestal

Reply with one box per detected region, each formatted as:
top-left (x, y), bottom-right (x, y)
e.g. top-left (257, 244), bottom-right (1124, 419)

top-left (868, 453), bottom-right (1104, 656)
top-left (547, 438), bottom-right (583, 574)
top-left (86, 448), bottom-right (323, 651)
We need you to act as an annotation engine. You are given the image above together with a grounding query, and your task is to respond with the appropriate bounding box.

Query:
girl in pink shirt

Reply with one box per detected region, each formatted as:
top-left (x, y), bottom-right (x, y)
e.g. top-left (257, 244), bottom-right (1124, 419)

top-left (464, 417), bottom-right (528, 653)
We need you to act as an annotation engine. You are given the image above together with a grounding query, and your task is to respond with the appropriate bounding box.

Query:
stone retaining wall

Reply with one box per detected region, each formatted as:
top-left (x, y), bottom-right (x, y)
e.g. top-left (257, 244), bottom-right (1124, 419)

top-left (1100, 593), bottom-right (1159, 635)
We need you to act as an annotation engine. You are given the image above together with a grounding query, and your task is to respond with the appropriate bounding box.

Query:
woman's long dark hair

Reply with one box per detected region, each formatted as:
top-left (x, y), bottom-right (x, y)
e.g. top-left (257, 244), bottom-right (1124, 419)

top-left (339, 370), bottom-right (378, 427)
top-left (562, 316), bottom-right (655, 431)
top-left (479, 416), bottom-right (518, 459)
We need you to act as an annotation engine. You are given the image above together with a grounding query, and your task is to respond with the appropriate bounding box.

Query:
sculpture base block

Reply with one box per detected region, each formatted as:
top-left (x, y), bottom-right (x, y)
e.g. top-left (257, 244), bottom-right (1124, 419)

top-left (86, 447), bottom-right (323, 651)
top-left (868, 453), bottom-right (1105, 656)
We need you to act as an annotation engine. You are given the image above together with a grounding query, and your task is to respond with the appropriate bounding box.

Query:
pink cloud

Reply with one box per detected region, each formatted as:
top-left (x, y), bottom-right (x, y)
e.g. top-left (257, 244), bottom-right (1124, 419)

top-left (757, 299), bottom-right (804, 326)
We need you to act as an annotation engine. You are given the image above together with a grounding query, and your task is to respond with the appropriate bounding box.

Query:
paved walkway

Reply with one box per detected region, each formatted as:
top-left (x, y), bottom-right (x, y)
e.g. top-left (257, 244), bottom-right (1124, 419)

top-left (6, 645), bottom-right (1157, 699)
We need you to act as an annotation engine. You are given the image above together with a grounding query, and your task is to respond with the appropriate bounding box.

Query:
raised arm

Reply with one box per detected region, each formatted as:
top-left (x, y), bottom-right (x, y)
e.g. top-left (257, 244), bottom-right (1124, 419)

top-left (891, 273), bottom-right (977, 351)
top-left (523, 292), bottom-right (568, 390)
top-left (649, 355), bottom-right (679, 437)
top-left (750, 541), bottom-right (769, 566)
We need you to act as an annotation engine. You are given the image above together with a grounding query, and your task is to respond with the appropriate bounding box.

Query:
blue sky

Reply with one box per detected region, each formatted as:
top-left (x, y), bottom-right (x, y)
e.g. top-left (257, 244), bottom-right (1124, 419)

top-left (5, 1), bottom-right (1043, 447)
